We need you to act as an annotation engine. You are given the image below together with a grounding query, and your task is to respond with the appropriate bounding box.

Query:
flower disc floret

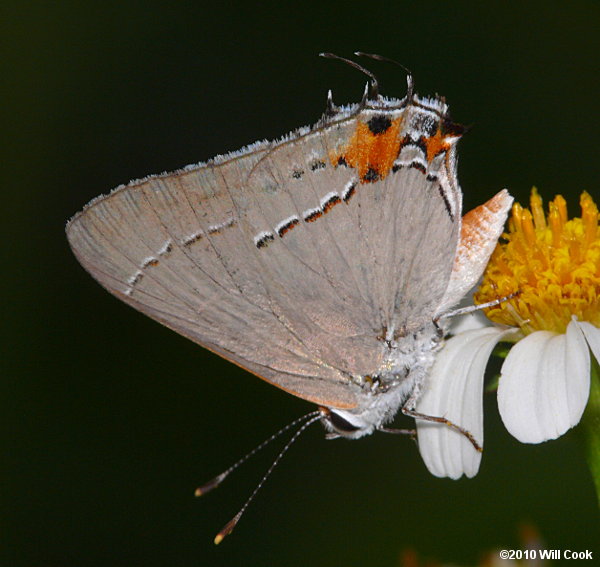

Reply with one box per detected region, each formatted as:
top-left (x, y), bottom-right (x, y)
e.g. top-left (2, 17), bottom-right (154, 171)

top-left (475, 189), bottom-right (600, 334)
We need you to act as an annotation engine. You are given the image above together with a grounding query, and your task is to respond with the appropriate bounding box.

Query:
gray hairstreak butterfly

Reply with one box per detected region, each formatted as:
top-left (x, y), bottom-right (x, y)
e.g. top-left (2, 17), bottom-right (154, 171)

top-left (66, 53), bottom-right (512, 542)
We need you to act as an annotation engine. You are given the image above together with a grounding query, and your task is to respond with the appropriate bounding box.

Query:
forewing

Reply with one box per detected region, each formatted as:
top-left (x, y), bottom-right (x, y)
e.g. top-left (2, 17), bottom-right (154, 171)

top-left (67, 147), bottom-right (360, 409)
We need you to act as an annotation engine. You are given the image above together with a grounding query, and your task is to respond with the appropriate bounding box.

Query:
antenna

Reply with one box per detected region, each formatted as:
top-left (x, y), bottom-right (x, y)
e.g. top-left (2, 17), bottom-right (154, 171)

top-left (354, 52), bottom-right (414, 101)
top-left (212, 412), bottom-right (322, 544)
top-left (195, 410), bottom-right (322, 544)
top-left (353, 52), bottom-right (412, 78)
top-left (195, 410), bottom-right (321, 497)
top-left (319, 52), bottom-right (380, 99)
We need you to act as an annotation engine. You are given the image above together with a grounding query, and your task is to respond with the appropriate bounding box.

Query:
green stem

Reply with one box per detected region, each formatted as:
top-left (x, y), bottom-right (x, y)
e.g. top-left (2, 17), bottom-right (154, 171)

top-left (582, 353), bottom-right (600, 507)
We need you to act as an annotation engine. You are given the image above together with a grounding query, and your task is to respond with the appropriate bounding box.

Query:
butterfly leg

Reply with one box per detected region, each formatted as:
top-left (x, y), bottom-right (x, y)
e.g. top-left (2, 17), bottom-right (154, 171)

top-left (377, 427), bottom-right (417, 441)
top-left (401, 405), bottom-right (483, 453)
top-left (439, 290), bottom-right (520, 321)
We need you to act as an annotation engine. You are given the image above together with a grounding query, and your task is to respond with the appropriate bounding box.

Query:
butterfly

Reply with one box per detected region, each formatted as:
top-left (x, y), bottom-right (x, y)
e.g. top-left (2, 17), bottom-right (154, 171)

top-left (66, 53), bottom-right (512, 541)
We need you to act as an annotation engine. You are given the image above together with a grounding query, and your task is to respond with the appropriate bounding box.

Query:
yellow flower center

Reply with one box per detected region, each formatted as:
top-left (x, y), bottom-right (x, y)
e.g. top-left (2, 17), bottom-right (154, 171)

top-left (474, 188), bottom-right (600, 334)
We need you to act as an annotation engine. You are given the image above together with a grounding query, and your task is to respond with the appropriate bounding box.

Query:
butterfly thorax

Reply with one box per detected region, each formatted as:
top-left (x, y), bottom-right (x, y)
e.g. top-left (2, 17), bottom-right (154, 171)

top-left (320, 320), bottom-right (445, 439)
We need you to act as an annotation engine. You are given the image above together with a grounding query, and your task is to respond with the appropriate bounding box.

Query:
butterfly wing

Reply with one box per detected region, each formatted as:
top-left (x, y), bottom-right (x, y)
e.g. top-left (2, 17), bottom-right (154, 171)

top-left (67, 99), bottom-right (462, 409)
top-left (241, 122), bottom-right (461, 356)
top-left (68, 147), bottom-right (363, 409)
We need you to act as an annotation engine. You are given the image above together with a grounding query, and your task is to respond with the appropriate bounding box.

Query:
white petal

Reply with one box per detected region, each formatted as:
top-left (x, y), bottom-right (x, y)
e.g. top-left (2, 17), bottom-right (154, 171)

top-left (577, 319), bottom-right (600, 364)
top-left (498, 322), bottom-right (590, 443)
top-left (416, 326), bottom-right (514, 479)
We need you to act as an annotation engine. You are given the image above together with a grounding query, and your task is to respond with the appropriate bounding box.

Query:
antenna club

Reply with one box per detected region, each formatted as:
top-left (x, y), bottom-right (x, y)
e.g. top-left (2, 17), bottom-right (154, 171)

top-left (214, 516), bottom-right (240, 545)
top-left (195, 472), bottom-right (227, 497)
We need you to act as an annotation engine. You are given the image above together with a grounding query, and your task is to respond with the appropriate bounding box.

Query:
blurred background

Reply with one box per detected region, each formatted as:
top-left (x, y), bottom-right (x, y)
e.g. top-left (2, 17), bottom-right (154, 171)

top-left (3, 2), bottom-right (599, 565)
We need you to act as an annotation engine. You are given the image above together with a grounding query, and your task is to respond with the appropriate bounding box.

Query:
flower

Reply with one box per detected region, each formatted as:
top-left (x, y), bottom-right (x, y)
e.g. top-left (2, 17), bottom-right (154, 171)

top-left (416, 189), bottom-right (600, 479)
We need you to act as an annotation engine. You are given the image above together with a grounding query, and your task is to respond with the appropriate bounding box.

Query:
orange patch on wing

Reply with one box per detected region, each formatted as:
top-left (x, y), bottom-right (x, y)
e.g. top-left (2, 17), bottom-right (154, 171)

top-left (424, 128), bottom-right (451, 162)
top-left (331, 117), bottom-right (404, 181)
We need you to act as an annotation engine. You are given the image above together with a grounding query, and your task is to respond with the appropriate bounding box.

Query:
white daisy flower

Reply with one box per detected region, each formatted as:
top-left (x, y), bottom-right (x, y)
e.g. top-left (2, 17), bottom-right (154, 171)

top-left (417, 189), bottom-right (600, 479)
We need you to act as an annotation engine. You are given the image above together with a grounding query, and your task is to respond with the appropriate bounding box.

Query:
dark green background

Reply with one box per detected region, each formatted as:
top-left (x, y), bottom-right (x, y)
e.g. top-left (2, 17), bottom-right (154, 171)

top-left (3, 2), bottom-right (599, 565)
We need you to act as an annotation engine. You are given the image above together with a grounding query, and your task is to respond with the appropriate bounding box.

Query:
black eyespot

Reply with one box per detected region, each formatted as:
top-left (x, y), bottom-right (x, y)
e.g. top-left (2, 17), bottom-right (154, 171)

top-left (363, 167), bottom-right (379, 182)
top-left (367, 115), bottom-right (392, 135)
top-left (256, 233), bottom-right (275, 249)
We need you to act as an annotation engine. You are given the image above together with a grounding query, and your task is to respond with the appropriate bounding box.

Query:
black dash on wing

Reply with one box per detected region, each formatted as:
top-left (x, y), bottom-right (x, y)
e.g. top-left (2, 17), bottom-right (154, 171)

top-left (399, 136), bottom-right (428, 155)
top-left (208, 218), bottom-right (236, 235)
top-left (426, 173), bottom-right (438, 183)
top-left (367, 115), bottom-right (392, 135)
top-left (322, 194), bottom-right (342, 213)
top-left (292, 168), bottom-right (304, 179)
top-left (183, 231), bottom-right (203, 246)
top-left (337, 156), bottom-right (348, 167)
top-left (342, 180), bottom-right (357, 203)
top-left (310, 160), bottom-right (326, 171)
top-left (142, 257), bottom-right (159, 269)
top-left (438, 185), bottom-right (455, 221)
top-left (276, 217), bottom-right (300, 237)
top-left (363, 167), bottom-right (380, 182)
top-left (303, 208), bottom-right (323, 222)
top-left (392, 163), bottom-right (402, 173)
top-left (158, 241), bottom-right (173, 256)
top-left (409, 161), bottom-right (427, 174)
top-left (255, 232), bottom-right (275, 249)
top-left (207, 224), bottom-right (223, 235)
top-left (128, 270), bottom-right (144, 287)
